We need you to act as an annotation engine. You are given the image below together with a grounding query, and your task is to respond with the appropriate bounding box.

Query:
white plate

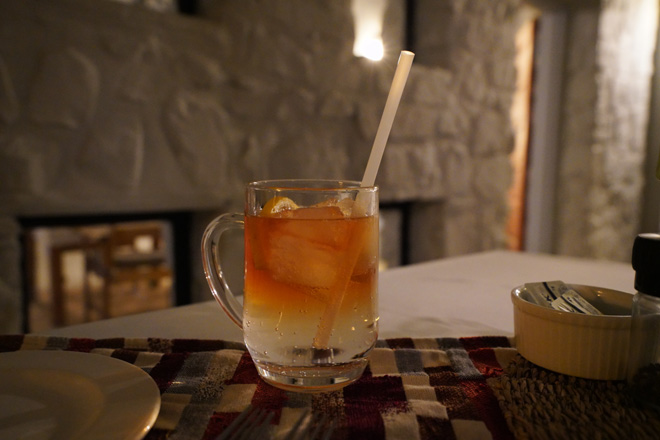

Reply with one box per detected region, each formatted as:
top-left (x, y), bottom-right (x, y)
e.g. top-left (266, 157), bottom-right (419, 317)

top-left (0, 350), bottom-right (161, 440)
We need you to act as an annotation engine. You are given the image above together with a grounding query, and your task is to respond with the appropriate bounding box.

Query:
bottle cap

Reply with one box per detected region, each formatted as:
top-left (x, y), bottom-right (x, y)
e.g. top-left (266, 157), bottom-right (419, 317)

top-left (632, 233), bottom-right (660, 297)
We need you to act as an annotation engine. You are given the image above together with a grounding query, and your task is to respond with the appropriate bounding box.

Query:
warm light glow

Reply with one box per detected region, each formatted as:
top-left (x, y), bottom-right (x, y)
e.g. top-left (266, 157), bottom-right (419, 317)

top-left (355, 38), bottom-right (384, 61)
top-left (351, 0), bottom-right (386, 61)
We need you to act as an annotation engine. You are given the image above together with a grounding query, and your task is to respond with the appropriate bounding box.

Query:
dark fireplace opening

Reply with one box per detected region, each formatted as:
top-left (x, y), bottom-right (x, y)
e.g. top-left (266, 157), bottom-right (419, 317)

top-left (18, 212), bottom-right (192, 333)
top-left (380, 202), bottom-right (413, 268)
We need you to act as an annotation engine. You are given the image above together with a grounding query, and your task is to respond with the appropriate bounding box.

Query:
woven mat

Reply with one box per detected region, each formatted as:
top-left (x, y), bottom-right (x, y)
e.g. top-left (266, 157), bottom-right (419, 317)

top-left (6, 335), bottom-right (656, 439)
top-left (0, 335), bottom-right (516, 440)
top-left (489, 355), bottom-right (660, 440)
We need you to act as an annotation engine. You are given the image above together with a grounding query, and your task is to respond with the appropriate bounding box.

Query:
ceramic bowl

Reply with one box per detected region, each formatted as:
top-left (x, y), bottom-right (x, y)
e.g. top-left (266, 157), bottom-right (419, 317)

top-left (511, 284), bottom-right (633, 380)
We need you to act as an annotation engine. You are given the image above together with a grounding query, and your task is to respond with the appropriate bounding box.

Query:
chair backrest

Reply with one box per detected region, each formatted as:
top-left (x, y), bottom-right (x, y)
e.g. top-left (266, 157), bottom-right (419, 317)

top-left (110, 222), bottom-right (164, 255)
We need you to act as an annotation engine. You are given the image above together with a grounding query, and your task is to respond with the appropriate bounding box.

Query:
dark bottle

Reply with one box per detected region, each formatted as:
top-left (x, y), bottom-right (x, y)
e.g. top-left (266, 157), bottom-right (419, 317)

top-left (627, 233), bottom-right (660, 409)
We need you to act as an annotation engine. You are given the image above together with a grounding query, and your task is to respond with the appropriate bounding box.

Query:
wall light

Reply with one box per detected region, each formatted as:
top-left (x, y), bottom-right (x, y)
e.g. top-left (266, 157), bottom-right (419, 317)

top-left (356, 37), bottom-right (385, 61)
top-left (351, 0), bottom-right (387, 61)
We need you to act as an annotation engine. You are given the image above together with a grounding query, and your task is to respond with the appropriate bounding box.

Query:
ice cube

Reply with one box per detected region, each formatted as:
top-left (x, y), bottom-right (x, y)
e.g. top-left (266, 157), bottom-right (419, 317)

top-left (266, 207), bottom-right (354, 295)
top-left (336, 198), bottom-right (355, 217)
top-left (275, 207), bottom-right (351, 250)
top-left (312, 197), bottom-right (355, 217)
top-left (287, 205), bottom-right (344, 220)
top-left (268, 232), bottom-right (341, 296)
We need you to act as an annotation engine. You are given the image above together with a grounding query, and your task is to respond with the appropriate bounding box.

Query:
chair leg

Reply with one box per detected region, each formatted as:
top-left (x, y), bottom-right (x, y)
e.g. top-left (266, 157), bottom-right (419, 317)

top-left (50, 248), bottom-right (65, 327)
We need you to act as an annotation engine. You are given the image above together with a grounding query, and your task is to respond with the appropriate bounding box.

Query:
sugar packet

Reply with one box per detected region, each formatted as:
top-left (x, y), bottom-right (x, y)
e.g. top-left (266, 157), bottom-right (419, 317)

top-left (524, 281), bottom-right (602, 315)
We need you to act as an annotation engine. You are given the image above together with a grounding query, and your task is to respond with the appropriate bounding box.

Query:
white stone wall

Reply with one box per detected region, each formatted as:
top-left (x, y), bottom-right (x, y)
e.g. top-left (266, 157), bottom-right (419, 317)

top-left (408, 0), bottom-right (532, 259)
top-left (0, 0), bottom-right (528, 229)
top-left (556, 0), bottom-right (658, 261)
top-left (0, 0), bottom-right (655, 332)
top-left (0, 0), bottom-right (530, 331)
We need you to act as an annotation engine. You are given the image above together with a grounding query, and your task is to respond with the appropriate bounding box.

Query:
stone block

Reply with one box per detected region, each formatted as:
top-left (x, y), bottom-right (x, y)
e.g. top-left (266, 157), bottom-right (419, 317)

top-left (78, 113), bottom-right (145, 191)
top-left (118, 36), bottom-right (165, 103)
top-left (390, 103), bottom-right (439, 140)
top-left (473, 155), bottom-right (513, 201)
top-left (481, 198), bottom-right (510, 245)
top-left (356, 97), bottom-right (386, 140)
top-left (378, 142), bottom-right (445, 202)
top-left (28, 48), bottom-right (99, 128)
top-left (406, 66), bottom-right (454, 105)
top-left (437, 98), bottom-right (470, 137)
top-left (442, 140), bottom-right (472, 197)
top-left (164, 91), bottom-right (232, 189)
top-left (319, 90), bottom-right (356, 118)
top-left (490, 56), bottom-right (517, 89)
top-left (0, 57), bottom-right (19, 125)
top-left (452, 50), bottom-right (489, 105)
top-left (266, 121), bottom-right (351, 181)
top-left (442, 197), bottom-right (483, 257)
top-left (471, 109), bottom-right (514, 155)
top-left (0, 136), bottom-right (47, 196)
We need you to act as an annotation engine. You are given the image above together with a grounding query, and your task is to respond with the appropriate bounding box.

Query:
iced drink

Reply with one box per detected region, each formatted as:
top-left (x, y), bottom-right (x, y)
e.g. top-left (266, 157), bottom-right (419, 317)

top-left (243, 195), bottom-right (378, 391)
top-left (203, 180), bottom-right (379, 392)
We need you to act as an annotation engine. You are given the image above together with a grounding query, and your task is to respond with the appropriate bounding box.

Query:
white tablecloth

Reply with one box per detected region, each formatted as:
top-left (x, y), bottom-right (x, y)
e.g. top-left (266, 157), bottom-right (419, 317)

top-left (42, 250), bottom-right (635, 341)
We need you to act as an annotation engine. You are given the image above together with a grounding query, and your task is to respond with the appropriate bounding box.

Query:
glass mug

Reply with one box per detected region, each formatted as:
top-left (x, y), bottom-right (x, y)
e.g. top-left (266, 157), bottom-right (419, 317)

top-left (202, 180), bottom-right (379, 392)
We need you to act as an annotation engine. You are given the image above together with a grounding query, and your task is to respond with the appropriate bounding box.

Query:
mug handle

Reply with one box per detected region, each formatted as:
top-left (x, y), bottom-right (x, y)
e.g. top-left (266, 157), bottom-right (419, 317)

top-left (201, 213), bottom-right (244, 329)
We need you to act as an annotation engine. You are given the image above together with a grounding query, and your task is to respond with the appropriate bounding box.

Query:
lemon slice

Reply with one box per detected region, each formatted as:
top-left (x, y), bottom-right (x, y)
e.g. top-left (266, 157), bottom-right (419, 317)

top-left (261, 196), bottom-right (299, 216)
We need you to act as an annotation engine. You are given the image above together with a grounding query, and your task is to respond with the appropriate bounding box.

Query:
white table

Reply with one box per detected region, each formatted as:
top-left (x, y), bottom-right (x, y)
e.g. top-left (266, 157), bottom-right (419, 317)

top-left (42, 250), bottom-right (636, 341)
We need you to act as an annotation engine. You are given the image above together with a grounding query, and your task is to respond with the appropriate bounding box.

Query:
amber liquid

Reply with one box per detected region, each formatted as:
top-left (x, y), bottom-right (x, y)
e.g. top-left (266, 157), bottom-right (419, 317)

top-left (243, 207), bottom-right (378, 372)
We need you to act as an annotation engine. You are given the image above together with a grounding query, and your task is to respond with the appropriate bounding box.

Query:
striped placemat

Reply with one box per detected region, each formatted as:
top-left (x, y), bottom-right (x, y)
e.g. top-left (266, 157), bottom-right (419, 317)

top-left (0, 334), bottom-right (516, 439)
